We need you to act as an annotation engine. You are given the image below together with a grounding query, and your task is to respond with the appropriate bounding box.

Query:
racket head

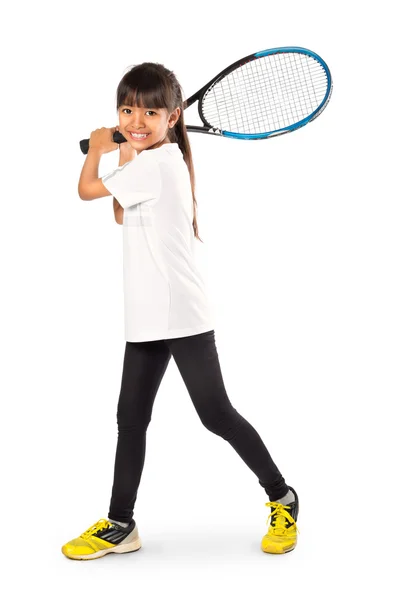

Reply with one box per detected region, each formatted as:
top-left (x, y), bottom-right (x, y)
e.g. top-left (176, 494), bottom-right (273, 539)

top-left (196, 47), bottom-right (332, 139)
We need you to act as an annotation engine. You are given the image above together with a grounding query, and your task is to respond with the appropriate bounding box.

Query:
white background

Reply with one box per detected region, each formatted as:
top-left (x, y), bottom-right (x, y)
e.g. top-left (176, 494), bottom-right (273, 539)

top-left (1, 0), bottom-right (398, 597)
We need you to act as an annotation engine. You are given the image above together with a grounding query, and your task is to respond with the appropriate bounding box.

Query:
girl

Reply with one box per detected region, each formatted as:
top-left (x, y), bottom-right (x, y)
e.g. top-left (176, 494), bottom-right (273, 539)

top-left (62, 62), bottom-right (299, 560)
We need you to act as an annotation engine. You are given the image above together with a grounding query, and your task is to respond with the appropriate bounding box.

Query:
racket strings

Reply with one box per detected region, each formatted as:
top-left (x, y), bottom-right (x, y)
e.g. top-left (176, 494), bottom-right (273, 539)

top-left (201, 53), bottom-right (328, 135)
top-left (208, 55), bottom-right (325, 132)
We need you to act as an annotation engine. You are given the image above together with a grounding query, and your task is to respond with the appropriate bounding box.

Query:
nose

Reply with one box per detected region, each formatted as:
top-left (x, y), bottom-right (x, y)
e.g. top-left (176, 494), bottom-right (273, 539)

top-left (130, 119), bottom-right (145, 129)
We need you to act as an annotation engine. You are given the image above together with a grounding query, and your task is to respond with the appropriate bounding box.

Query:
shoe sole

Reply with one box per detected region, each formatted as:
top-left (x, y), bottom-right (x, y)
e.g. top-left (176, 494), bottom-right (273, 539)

top-left (62, 536), bottom-right (142, 560)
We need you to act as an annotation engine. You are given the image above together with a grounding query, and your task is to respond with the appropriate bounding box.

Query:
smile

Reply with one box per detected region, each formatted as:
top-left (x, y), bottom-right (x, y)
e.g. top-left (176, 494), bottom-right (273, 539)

top-left (129, 133), bottom-right (150, 139)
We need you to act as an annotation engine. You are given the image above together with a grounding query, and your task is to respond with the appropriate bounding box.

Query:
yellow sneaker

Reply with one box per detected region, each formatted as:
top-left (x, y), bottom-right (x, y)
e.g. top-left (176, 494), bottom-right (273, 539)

top-left (61, 518), bottom-right (141, 560)
top-left (261, 486), bottom-right (300, 554)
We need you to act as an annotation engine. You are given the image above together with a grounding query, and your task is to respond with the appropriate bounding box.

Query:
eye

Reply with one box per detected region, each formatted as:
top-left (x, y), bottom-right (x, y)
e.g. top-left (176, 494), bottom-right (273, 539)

top-left (122, 108), bottom-right (157, 115)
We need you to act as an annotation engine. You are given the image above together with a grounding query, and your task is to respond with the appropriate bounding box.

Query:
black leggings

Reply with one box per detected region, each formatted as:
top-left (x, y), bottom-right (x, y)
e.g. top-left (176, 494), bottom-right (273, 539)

top-left (108, 330), bottom-right (289, 523)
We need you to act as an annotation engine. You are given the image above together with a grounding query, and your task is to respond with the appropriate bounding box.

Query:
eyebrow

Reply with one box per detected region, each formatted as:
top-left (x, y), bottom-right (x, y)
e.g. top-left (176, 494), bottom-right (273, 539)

top-left (120, 105), bottom-right (157, 109)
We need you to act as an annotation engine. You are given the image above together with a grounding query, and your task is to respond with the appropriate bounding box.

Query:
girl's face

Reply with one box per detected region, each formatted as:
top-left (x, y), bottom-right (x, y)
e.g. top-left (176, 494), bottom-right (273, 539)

top-left (118, 104), bottom-right (180, 154)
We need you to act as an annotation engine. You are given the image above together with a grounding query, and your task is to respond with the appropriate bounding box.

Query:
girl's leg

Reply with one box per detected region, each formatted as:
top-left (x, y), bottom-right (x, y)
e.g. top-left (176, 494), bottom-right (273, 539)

top-left (165, 330), bottom-right (289, 501)
top-left (108, 339), bottom-right (172, 523)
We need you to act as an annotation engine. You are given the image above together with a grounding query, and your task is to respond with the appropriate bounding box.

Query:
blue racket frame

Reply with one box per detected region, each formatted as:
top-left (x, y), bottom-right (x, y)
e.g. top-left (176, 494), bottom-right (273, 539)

top-left (207, 46), bottom-right (333, 140)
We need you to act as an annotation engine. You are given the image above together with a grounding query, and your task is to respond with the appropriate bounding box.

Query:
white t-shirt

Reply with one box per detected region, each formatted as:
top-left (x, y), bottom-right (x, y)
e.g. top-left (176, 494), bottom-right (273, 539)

top-left (101, 142), bottom-right (215, 342)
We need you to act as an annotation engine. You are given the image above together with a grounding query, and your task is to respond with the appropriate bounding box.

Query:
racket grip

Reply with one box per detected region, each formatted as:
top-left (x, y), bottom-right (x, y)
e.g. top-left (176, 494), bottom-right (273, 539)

top-left (79, 131), bottom-right (127, 155)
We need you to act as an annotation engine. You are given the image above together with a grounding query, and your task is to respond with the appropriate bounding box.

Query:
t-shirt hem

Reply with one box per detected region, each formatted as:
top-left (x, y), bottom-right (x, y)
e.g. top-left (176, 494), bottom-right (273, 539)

top-left (125, 322), bottom-right (215, 343)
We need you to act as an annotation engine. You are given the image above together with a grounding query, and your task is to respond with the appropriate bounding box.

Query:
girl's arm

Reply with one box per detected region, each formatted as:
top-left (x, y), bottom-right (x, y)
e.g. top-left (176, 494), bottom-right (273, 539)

top-left (114, 196), bottom-right (123, 225)
top-left (113, 145), bottom-right (136, 224)
top-left (78, 127), bottom-right (135, 202)
top-left (78, 147), bottom-right (109, 200)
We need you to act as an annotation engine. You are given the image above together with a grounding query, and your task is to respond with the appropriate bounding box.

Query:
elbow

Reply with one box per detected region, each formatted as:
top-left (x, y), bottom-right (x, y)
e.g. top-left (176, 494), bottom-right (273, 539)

top-left (78, 185), bottom-right (90, 201)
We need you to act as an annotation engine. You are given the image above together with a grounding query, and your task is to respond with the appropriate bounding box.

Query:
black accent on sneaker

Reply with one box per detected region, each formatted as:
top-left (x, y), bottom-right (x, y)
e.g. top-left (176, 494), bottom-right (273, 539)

top-left (287, 486), bottom-right (299, 522)
top-left (270, 485), bottom-right (299, 528)
top-left (93, 519), bottom-right (136, 544)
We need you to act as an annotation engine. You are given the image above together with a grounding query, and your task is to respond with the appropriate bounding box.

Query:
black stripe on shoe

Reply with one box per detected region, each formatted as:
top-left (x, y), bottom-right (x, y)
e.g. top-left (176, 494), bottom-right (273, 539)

top-left (286, 486), bottom-right (299, 523)
top-left (94, 520), bottom-right (136, 544)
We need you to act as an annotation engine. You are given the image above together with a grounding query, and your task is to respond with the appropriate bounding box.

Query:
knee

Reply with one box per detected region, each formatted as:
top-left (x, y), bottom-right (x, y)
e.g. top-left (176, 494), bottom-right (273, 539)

top-left (116, 408), bottom-right (151, 432)
top-left (200, 406), bottom-right (242, 439)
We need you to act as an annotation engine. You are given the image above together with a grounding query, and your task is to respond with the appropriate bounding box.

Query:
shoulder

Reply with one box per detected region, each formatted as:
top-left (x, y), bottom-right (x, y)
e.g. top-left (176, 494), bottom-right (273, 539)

top-left (134, 149), bottom-right (158, 163)
top-left (146, 143), bottom-right (182, 160)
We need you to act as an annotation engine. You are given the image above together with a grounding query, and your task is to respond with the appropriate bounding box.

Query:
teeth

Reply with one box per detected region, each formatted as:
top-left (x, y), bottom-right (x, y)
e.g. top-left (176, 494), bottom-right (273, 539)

top-left (130, 133), bottom-right (149, 138)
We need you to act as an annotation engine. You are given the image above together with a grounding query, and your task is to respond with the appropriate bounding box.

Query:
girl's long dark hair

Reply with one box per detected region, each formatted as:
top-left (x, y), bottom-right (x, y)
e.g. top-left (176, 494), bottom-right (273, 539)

top-left (115, 62), bottom-right (203, 243)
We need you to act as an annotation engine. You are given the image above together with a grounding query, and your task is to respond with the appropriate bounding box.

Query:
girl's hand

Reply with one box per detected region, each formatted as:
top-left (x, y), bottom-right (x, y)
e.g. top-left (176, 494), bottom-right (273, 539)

top-left (89, 126), bottom-right (118, 154)
top-left (117, 127), bottom-right (136, 162)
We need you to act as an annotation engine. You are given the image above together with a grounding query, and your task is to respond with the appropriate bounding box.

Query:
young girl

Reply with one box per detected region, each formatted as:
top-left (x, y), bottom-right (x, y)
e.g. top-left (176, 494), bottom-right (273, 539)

top-left (62, 62), bottom-right (299, 560)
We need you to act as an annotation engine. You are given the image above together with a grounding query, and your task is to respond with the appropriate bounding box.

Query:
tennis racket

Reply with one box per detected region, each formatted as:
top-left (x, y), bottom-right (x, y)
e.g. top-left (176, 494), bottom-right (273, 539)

top-left (79, 46), bottom-right (332, 154)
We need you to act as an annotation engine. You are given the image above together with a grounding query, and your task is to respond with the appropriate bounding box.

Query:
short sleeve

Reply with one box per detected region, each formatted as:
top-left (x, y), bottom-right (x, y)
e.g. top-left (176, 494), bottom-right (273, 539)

top-left (101, 150), bottom-right (161, 209)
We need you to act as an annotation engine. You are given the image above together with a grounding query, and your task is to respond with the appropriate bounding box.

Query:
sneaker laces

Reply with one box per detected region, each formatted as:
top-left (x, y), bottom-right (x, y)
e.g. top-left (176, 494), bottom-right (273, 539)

top-left (81, 518), bottom-right (112, 540)
top-left (265, 501), bottom-right (300, 535)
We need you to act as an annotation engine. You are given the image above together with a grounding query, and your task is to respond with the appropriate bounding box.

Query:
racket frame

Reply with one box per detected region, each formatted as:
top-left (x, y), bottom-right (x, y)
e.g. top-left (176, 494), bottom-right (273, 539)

top-left (184, 46), bottom-right (333, 139)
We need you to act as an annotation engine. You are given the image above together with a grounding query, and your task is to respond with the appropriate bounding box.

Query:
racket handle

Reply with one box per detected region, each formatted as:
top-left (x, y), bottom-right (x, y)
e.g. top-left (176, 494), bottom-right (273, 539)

top-left (79, 131), bottom-right (127, 155)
